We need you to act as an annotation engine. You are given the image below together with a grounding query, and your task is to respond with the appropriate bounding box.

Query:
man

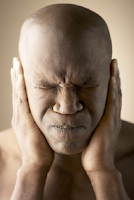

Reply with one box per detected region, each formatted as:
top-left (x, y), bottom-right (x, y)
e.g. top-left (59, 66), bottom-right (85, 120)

top-left (0, 3), bottom-right (134, 200)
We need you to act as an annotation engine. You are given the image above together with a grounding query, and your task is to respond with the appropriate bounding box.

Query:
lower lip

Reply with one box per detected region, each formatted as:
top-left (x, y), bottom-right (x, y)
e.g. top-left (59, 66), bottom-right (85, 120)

top-left (51, 125), bottom-right (84, 130)
top-left (51, 125), bottom-right (85, 138)
top-left (49, 125), bottom-right (87, 143)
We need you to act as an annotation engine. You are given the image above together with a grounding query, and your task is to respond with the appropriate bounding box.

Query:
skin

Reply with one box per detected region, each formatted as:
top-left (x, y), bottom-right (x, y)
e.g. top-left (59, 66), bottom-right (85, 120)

top-left (0, 4), bottom-right (133, 200)
top-left (19, 4), bottom-right (112, 157)
top-left (21, 28), bottom-right (110, 156)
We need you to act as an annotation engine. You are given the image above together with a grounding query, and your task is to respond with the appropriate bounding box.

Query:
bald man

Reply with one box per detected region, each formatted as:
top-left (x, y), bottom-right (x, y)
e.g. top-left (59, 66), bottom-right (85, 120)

top-left (0, 4), bottom-right (134, 200)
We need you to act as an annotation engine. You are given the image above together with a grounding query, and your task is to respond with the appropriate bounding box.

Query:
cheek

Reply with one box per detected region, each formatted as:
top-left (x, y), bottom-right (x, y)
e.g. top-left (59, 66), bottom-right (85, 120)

top-left (77, 86), bottom-right (108, 125)
top-left (26, 88), bottom-right (56, 124)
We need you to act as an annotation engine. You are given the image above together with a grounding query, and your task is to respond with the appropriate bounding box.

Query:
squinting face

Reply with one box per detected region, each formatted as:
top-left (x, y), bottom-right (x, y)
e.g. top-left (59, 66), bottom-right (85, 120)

top-left (20, 25), bottom-right (111, 155)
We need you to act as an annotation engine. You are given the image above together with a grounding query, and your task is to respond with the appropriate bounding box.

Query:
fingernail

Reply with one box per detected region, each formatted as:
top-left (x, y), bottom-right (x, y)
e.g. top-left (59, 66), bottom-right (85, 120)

top-left (113, 59), bottom-right (118, 76)
top-left (13, 57), bottom-right (18, 65)
top-left (13, 57), bottom-right (20, 69)
top-left (114, 59), bottom-right (118, 67)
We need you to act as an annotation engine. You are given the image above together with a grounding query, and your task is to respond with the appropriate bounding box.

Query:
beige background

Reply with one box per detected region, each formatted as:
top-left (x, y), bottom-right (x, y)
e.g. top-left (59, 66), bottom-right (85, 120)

top-left (0, 0), bottom-right (134, 131)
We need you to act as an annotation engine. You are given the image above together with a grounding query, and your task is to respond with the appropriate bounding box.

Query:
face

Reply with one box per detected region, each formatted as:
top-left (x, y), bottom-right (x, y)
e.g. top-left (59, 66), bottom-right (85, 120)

top-left (20, 25), bottom-right (111, 155)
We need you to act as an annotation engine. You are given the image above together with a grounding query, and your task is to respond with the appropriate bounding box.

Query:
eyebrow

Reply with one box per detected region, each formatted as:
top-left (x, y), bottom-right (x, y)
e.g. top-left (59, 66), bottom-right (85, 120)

top-left (33, 76), bottom-right (100, 87)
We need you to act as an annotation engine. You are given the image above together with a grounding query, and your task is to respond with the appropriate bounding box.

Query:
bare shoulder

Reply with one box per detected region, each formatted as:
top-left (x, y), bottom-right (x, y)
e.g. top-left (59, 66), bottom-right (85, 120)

top-left (0, 128), bottom-right (21, 199)
top-left (0, 127), bottom-right (21, 172)
top-left (0, 127), bottom-right (21, 160)
top-left (115, 120), bottom-right (134, 199)
top-left (115, 119), bottom-right (134, 159)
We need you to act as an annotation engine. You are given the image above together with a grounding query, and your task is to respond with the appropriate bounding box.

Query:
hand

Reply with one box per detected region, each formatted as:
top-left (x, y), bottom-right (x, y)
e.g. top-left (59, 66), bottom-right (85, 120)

top-left (82, 59), bottom-right (122, 173)
top-left (11, 57), bottom-right (54, 170)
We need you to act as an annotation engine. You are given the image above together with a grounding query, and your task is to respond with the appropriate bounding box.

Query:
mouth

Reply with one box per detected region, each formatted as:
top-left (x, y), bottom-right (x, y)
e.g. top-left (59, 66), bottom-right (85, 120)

top-left (48, 124), bottom-right (87, 142)
top-left (51, 125), bottom-right (84, 130)
top-left (50, 125), bottom-right (86, 136)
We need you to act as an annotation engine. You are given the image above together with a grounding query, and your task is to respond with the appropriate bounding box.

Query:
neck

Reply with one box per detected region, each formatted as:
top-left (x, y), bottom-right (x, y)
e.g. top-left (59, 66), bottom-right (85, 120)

top-left (54, 152), bottom-right (84, 173)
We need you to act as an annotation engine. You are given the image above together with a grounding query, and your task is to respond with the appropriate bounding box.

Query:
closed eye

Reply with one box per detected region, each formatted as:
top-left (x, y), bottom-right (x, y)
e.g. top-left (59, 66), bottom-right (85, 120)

top-left (36, 86), bottom-right (56, 89)
top-left (77, 82), bottom-right (100, 88)
top-left (33, 83), bottom-right (57, 90)
top-left (77, 77), bottom-right (100, 88)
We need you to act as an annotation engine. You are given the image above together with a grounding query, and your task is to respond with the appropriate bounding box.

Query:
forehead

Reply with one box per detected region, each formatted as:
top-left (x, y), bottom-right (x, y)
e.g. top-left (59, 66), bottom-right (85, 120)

top-left (20, 24), bottom-right (109, 82)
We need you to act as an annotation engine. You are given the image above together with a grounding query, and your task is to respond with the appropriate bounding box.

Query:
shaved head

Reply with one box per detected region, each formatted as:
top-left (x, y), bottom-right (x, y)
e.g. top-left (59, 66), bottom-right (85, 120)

top-left (19, 4), bottom-right (112, 66)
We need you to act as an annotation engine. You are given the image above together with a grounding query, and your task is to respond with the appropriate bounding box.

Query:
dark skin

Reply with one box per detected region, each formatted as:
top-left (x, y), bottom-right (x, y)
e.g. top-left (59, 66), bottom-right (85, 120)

top-left (22, 25), bottom-right (110, 156)
top-left (0, 4), bottom-right (134, 200)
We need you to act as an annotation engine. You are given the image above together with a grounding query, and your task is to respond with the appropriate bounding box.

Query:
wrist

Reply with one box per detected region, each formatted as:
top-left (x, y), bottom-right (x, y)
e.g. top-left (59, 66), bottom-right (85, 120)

top-left (21, 156), bottom-right (52, 172)
top-left (87, 167), bottom-right (121, 180)
top-left (87, 166), bottom-right (119, 175)
top-left (11, 162), bottom-right (48, 200)
top-left (87, 168), bottom-right (130, 200)
top-left (87, 167), bottom-right (122, 193)
top-left (18, 163), bottom-right (49, 179)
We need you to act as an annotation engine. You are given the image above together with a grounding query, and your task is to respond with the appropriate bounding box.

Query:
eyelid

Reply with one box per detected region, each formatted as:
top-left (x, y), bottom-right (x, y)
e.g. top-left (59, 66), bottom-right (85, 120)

top-left (78, 77), bottom-right (100, 87)
top-left (33, 83), bottom-right (57, 89)
top-left (35, 86), bottom-right (55, 89)
top-left (33, 78), bottom-right (100, 89)
top-left (78, 81), bottom-right (100, 87)
top-left (78, 84), bottom-right (99, 88)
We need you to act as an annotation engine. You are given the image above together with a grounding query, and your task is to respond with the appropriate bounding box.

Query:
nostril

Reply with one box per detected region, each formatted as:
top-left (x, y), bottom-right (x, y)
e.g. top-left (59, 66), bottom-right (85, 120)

top-left (79, 101), bottom-right (85, 107)
top-left (77, 102), bottom-right (84, 112)
top-left (53, 103), bottom-right (60, 113)
top-left (53, 101), bottom-right (83, 114)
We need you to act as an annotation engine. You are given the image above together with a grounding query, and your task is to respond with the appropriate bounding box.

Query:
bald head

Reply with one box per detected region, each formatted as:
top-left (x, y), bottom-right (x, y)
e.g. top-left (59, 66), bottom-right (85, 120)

top-left (19, 4), bottom-right (112, 66)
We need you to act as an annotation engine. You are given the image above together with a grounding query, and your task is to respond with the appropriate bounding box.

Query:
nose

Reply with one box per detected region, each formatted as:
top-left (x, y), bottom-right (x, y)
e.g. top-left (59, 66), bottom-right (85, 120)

top-left (53, 87), bottom-right (83, 114)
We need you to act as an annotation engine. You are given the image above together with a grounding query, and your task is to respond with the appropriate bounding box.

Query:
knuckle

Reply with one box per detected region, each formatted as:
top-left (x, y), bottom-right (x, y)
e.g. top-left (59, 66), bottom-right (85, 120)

top-left (118, 88), bottom-right (122, 97)
top-left (116, 68), bottom-right (119, 77)
top-left (112, 98), bottom-right (117, 106)
top-left (17, 98), bottom-right (22, 105)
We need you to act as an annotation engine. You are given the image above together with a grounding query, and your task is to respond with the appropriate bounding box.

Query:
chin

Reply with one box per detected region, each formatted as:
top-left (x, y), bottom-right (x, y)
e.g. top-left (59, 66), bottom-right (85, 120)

top-left (50, 141), bottom-right (88, 155)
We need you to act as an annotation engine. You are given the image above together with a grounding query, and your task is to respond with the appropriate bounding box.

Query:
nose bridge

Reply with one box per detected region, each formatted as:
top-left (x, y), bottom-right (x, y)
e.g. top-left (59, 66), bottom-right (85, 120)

top-left (59, 86), bottom-right (76, 105)
top-left (53, 86), bottom-right (83, 114)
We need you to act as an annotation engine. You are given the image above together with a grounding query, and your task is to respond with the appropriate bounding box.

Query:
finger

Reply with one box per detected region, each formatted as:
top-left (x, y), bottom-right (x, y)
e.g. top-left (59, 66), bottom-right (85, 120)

top-left (15, 58), bottom-right (23, 76)
top-left (112, 60), bottom-right (122, 113)
top-left (11, 67), bottom-right (19, 116)
top-left (10, 68), bottom-right (15, 108)
top-left (13, 58), bottom-right (19, 104)
top-left (17, 74), bottom-right (30, 115)
top-left (112, 59), bottom-right (121, 95)
top-left (13, 57), bottom-right (18, 77)
top-left (12, 57), bottom-right (24, 109)
top-left (103, 74), bottom-right (117, 127)
top-left (104, 60), bottom-right (122, 132)
top-left (11, 68), bottom-right (19, 129)
top-left (11, 68), bottom-right (15, 92)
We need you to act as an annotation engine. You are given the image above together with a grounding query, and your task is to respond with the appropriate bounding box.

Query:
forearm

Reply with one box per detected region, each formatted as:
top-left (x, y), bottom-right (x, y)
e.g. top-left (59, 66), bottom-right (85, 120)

top-left (88, 169), bottom-right (130, 200)
top-left (10, 165), bottom-right (48, 200)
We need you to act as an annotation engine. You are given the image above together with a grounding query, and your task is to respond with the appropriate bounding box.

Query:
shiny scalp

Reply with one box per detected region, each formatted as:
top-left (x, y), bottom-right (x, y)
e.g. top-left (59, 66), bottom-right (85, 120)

top-left (18, 3), bottom-right (112, 62)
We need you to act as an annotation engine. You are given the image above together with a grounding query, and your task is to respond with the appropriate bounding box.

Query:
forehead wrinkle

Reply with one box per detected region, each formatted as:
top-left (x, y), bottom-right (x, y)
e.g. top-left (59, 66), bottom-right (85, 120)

top-left (30, 65), bottom-right (66, 85)
top-left (30, 58), bottom-right (101, 84)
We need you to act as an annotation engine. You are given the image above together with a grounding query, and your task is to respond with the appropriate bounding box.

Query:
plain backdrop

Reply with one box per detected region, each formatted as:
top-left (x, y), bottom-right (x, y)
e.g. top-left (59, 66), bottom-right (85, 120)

top-left (0, 0), bottom-right (134, 131)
